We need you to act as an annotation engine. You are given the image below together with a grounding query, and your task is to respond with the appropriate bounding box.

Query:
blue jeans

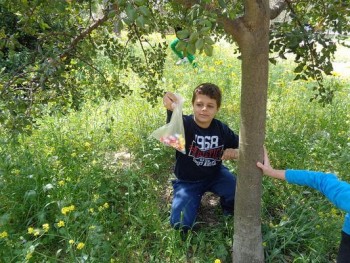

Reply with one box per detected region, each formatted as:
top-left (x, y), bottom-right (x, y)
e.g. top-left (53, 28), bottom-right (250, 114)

top-left (170, 166), bottom-right (236, 230)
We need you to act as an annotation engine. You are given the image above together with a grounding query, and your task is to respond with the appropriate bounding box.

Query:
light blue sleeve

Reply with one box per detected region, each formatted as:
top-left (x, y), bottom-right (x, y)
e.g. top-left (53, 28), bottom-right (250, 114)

top-left (286, 169), bottom-right (350, 234)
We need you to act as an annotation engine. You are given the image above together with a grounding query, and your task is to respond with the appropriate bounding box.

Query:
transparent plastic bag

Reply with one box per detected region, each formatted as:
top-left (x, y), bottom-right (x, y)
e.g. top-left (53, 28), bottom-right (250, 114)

top-left (151, 94), bottom-right (186, 154)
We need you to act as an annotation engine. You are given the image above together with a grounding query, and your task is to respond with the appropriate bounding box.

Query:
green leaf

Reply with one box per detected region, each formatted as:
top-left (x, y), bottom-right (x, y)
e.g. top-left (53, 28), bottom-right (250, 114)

top-left (117, 0), bottom-right (127, 5)
top-left (269, 58), bottom-right (277, 65)
top-left (134, 0), bottom-right (145, 5)
top-left (200, 27), bottom-right (211, 35)
top-left (218, 0), bottom-right (226, 8)
top-left (115, 19), bottom-right (124, 32)
top-left (176, 40), bottom-right (187, 51)
top-left (189, 32), bottom-right (199, 43)
top-left (126, 4), bottom-right (137, 22)
top-left (138, 6), bottom-right (151, 17)
top-left (195, 38), bottom-right (204, 50)
top-left (187, 43), bottom-right (196, 55)
top-left (136, 16), bottom-right (145, 28)
top-left (204, 36), bottom-right (215, 45)
top-left (176, 29), bottom-right (190, 40)
top-left (108, 10), bottom-right (117, 18)
top-left (204, 43), bottom-right (213, 56)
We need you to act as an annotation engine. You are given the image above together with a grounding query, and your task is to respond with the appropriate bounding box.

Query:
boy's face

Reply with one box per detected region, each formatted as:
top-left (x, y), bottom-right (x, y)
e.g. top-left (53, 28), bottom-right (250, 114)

top-left (192, 94), bottom-right (219, 128)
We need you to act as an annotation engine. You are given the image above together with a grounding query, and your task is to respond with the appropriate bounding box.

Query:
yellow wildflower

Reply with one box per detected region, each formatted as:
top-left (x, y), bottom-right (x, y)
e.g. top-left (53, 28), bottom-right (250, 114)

top-left (33, 229), bottom-right (40, 236)
top-left (11, 169), bottom-right (20, 176)
top-left (214, 259), bottom-right (221, 263)
top-left (57, 221), bottom-right (65, 228)
top-left (42, 223), bottom-right (50, 232)
top-left (27, 227), bottom-right (34, 234)
top-left (93, 194), bottom-right (99, 201)
top-left (0, 231), bottom-right (8, 238)
top-left (77, 242), bottom-right (85, 250)
top-left (89, 208), bottom-right (95, 213)
top-left (58, 180), bottom-right (65, 186)
top-left (69, 239), bottom-right (74, 245)
top-left (103, 202), bottom-right (109, 209)
top-left (61, 205), bottom-right (75, 215)
top-left (25, 253), bottom-right (33, 260)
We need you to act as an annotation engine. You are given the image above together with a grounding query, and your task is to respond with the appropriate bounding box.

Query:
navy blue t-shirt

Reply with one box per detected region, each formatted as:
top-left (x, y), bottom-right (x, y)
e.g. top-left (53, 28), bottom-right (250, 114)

top-left (173, 114), bottom-right (239, 181)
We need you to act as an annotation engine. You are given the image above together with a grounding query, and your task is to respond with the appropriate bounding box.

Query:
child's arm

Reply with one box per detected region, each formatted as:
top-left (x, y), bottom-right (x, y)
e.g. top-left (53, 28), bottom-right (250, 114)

top-left (286, 170), bottom-right (350, 213)
top-left (221, 148), bottom-right (239, 160)
top-left (256, 148), bottom-right (350, 213)
top-left (163, 92), bottom-right (180, 123)
top-left (256, 147), bottom-right (286, 180)
top-left (163, 92), bottom-right (178, 111)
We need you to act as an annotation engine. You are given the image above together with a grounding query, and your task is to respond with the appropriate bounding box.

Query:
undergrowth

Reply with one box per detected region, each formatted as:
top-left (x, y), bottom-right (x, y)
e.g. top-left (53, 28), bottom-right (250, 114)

top-left (0, 36), bottom-right (349, 262)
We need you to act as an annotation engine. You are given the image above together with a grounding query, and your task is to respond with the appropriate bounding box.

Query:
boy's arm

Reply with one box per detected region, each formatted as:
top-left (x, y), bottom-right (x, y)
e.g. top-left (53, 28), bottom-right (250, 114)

top-left (221, 148), bottom-right (239, 160)
top-left (163, 92), bottom-right (177, 123)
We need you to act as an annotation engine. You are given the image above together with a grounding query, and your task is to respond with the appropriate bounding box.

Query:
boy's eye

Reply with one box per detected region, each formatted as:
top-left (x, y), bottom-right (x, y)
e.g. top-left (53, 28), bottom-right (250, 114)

top-left (196, 103), bottom-right (215, 108)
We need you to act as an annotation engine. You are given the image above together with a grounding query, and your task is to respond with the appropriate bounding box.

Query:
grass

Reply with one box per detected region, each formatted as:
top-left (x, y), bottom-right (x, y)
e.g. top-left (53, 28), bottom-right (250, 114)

top-left (0, 35), bottom-right (349, 262)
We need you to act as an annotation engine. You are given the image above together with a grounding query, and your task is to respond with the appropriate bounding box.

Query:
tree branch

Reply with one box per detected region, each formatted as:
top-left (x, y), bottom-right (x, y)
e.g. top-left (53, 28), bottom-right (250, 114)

top-left (270, 0), bottom-right (288, 20)
top-left (217, 16), bottom-right (244, 45)
top-left (59, 7), bottom-right (111, 60)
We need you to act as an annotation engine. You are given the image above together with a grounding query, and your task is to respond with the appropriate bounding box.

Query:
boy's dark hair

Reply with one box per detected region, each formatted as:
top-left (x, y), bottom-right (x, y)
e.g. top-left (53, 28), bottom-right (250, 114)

top-left (192, 83), bottom-right (222, 108)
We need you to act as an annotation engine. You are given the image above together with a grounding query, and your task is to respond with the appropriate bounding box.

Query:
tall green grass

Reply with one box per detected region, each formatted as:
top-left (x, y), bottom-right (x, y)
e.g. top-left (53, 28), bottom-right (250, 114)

top-left (0, 36), bottom-right (349, 262)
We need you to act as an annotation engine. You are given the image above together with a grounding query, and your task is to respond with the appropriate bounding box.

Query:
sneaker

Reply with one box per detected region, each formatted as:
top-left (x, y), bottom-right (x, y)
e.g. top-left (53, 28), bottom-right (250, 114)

top-left (176, 57), bottom-right (189, 65)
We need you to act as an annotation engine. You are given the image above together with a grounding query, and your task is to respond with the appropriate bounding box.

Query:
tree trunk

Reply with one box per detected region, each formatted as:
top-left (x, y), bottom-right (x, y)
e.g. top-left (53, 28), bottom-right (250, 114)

top-left (232, 1), bottom-right (270, 262)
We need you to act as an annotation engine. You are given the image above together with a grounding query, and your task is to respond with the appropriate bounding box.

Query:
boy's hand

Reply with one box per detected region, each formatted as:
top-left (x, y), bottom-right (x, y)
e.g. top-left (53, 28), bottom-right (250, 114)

top-left (221, 148), bottom-right (239, 161)
top-left (163, 92), bottom-right (178, 111)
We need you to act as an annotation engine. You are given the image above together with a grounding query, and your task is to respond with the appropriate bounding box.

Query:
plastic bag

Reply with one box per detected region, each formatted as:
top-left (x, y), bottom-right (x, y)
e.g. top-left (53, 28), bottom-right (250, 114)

top-left (151, 94), bottom-right (186, 154)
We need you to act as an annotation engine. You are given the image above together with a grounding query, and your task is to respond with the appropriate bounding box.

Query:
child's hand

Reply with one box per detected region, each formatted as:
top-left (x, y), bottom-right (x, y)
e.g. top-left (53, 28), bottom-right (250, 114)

top-left (163, 92), bottom-right (178, 110)
top-left (256, 147), bottom-right (286, 180)
top-left (221, 148), bottom-right (239, 160)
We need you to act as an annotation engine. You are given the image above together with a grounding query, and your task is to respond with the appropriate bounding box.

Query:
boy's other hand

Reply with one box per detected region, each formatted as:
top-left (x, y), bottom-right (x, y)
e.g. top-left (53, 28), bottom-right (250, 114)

top-left (221, 148), bottom-right (239, 161)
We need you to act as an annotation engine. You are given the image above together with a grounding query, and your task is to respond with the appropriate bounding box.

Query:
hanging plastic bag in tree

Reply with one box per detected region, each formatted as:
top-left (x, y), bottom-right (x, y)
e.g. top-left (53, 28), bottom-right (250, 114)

top-left (151, 94), bottom-right (186, 154)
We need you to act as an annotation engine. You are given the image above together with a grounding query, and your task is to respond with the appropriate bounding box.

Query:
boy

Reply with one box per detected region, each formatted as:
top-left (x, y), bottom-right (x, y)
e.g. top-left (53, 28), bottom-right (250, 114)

top-left (163, 83), bottom-right (239, 231)
top-left (257, 148), bottom-right (350, 263)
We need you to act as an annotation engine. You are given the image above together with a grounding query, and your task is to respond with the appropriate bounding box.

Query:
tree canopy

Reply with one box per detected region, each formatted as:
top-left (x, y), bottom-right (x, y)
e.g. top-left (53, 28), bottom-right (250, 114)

top-left (1, 0), bottom-right (349, 133)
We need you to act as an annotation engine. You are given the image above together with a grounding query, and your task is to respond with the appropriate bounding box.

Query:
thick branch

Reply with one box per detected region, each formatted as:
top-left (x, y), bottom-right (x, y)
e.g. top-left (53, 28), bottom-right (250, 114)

top-left (244, 0), bottom-right (270, 24)
top-left (217, 16), bottom-right (244, 45)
